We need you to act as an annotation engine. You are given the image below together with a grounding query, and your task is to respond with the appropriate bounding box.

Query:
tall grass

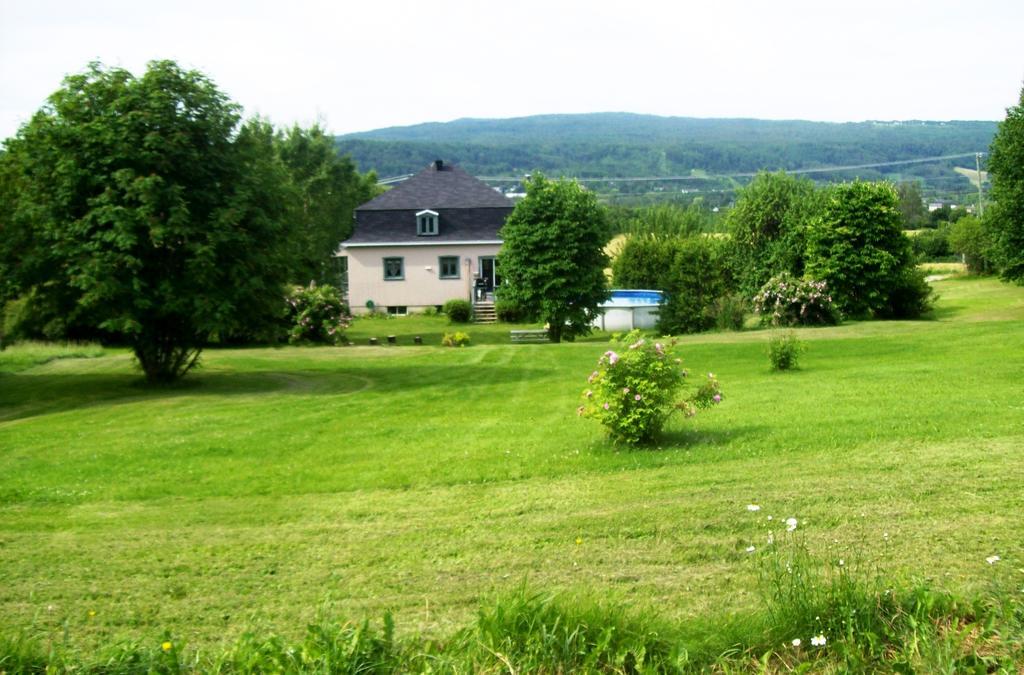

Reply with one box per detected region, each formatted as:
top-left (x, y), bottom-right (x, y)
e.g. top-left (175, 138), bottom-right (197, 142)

top-left (6, 567), bottom-right (1020, 673)
top-left (0, 340), bottom-right (105, 373)
top-left (752, 533), bottom-right (1022, 672)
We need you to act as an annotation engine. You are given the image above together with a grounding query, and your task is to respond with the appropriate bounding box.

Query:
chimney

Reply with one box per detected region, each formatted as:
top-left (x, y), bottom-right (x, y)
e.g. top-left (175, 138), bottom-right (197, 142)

top-left (434, 159), bottom-right (444, 171)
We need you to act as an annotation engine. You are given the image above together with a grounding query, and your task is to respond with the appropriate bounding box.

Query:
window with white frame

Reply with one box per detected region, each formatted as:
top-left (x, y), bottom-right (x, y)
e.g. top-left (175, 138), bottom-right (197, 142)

top-left (416, 209), bottom-right (439, 236)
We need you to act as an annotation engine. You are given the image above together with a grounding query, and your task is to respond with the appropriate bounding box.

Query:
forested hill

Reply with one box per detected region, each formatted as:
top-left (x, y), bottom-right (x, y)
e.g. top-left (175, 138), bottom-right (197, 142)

top-left (335, 113), bottom-right (996, 197)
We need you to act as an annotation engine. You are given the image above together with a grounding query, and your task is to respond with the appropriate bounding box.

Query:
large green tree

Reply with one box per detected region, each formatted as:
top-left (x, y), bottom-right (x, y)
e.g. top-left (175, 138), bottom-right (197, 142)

top-left (274, 125), bottom-right (378, 286)
top-left (497, 175), bottom-right (610, 342)
top-left (987, 84), bottom-right (1024, 282)
top-left (726, 171), bottom-right (821, 297)
top-left (0, 61), bottom-right (296, 381)
top-left (896, 181), bottom-right (929, 229)
top-left (805, 181), bottom-right (929, 318)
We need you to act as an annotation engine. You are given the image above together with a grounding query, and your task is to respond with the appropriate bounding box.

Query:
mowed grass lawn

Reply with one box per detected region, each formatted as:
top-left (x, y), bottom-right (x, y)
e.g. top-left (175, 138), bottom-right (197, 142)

top-left (1, 276), bottom-right (1022, 654)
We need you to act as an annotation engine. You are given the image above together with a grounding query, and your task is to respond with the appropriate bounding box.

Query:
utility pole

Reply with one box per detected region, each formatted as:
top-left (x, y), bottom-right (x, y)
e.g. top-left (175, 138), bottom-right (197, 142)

top-left (975, 152), bottom-right (985, 217)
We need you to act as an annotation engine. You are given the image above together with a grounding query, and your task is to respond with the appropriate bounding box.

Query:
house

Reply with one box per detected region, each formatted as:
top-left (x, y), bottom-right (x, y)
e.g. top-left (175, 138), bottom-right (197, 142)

top-left (340, 160), bottom-right (514, 315)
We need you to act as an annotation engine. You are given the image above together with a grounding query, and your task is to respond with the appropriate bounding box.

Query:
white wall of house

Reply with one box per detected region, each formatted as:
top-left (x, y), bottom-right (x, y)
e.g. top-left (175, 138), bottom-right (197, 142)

top-left (344, 243), bottom-right (501, 313)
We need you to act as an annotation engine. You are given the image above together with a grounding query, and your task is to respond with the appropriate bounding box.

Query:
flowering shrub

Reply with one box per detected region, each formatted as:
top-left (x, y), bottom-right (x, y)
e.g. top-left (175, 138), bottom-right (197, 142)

top-left (286, 283), bottom-right (350, 345)
top-left (578, 330), bottom-right (722, 444)
top-left (441, 331), bottom-right (470, 347)
top-left (753, 273), bottom-right (839, 327)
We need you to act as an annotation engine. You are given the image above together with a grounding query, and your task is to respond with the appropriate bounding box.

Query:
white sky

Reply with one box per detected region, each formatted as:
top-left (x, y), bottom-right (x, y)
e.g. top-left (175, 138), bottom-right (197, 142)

top-left (2, 0), bottom-right (1022, 141)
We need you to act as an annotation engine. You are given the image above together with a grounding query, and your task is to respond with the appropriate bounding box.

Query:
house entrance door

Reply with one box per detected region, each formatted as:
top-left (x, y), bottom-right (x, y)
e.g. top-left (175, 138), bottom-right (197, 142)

top-left (479, 256), bottom-right (500, 293)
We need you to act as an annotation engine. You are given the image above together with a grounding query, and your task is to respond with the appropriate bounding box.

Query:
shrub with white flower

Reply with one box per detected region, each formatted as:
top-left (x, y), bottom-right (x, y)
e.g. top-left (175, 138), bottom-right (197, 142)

top-left (286, 282), bottom-right (351, 345)
top-left (578, 330), bottom-right (722, 445)
top-left (753, 272), bottom-right (839, 327)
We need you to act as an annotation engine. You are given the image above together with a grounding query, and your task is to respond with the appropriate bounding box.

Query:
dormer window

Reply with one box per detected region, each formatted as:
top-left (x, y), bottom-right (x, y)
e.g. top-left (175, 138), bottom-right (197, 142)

top-left (416, 209), bottom-right (439, 236)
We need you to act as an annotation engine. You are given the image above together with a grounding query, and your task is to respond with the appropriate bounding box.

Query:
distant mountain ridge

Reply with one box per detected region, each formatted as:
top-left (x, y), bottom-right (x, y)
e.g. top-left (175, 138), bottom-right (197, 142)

top-left (342, 112), bottom-right (994, 146)
top-left (335, 113), bottom-right (997, 197)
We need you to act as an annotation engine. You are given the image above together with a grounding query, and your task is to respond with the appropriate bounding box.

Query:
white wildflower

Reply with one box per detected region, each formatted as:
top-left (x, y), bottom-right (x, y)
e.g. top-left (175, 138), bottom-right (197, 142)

top-left (791, 638), bottom-right (801, 647)
top-left (786, 517), bottom-right (798, 532)
top-left (811, 634), bottom-right (826, 647)
top-left (746, 545), bottom-right (756, 553)
top-left (986, 555), bottom-right (1001, 565)
top-left (746, 504), bottom-right (761, 512)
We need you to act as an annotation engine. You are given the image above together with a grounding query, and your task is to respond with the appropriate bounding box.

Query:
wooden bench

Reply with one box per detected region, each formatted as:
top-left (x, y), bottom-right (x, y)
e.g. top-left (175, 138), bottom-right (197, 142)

top-left (510, 329), bottom-right (549, 343)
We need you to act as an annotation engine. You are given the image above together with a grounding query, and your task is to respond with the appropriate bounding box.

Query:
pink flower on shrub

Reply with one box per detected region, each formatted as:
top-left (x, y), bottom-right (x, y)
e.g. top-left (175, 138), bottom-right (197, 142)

top-left (579, 329), bottom-right (721, 444)
top-left (713, 394), bottom-right (722, 403)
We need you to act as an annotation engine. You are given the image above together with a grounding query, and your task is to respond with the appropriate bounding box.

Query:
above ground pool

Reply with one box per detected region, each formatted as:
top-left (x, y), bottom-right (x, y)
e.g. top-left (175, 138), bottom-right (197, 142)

top-left (593, 289), bottom-right (664, 331)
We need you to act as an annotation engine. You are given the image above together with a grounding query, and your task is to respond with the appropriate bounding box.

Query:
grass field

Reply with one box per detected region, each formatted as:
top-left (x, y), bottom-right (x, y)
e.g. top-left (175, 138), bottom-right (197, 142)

top-left (1, 276), bottom-right (1023, 669)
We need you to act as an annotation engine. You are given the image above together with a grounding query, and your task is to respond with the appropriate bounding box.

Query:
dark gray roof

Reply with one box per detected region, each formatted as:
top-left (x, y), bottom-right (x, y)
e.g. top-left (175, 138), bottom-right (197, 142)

top-left (345, 207), bottom-right (510, 245)
top-left (356, 161), bottom-right (514, 210)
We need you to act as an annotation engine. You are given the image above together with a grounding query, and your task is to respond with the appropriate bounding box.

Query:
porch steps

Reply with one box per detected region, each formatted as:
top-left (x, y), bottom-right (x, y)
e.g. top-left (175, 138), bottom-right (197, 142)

top-left (473, 302), bottom-right (497, 324)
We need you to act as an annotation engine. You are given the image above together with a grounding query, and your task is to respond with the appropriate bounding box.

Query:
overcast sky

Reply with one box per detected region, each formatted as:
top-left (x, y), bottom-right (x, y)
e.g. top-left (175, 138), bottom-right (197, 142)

top-left (2, 0), bottom-right (1022, 141)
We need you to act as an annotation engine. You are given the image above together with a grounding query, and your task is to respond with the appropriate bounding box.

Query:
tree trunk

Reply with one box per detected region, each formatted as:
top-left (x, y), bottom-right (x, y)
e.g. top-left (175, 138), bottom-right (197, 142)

top-left (547, 320), bottom-right (562, 343)
top-left (133, 332), bottom-right (203, 383)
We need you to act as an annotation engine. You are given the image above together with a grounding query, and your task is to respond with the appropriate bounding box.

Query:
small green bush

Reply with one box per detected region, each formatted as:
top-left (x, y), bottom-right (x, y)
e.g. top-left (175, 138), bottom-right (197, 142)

top-left (494, 299), bottom-right (527, 323)
top-left (579, 330), bottom-right (721, 444)
top-left (441, 331), bottom-right (470, 347)
top-left (1, 288), bottom-right (95, 342)
top-left (909, 225), bottom-right (954, 261)
top-left (443, 298), bottom-right (472, 323)
top-left (713, 293), bottom-right (747, 331)
top-left (753, 273), bottom-right (839, 326)
top-left (287, 283), bottom-right (350, 345)
top-left (876, 267), bottom-right (935, 319)
top-left (949, 215), bottom-right (996, 274)
top-left (768, 331), bottom-right (803, 371)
